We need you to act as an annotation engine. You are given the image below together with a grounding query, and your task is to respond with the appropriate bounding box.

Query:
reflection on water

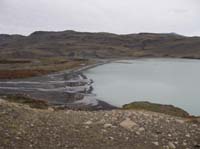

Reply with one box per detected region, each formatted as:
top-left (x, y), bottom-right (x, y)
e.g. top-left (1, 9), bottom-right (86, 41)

top-left (84, 58), bottom-right (200, 115)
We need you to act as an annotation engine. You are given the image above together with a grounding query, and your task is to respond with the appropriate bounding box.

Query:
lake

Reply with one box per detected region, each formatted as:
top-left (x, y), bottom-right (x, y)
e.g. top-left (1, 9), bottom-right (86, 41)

top-left (84, 58), bottom-right (200, 115)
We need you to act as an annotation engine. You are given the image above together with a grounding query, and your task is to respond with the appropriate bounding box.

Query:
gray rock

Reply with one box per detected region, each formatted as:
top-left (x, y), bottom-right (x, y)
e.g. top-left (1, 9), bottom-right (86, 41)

top-left (84, 126), bottom-right (89, 129)
top-left (152, 142), bottom-right (159, 146)
top-left (135, 131), bottom-right (140, 135)
top-left (84, 120), bottom-right (92, 125)
top-left (185, 133), bottom-right (190, 137)
top-left (182, 142), bottom-right (187, 146)
top-left (104, 123), bottom-right (113, 128)
top-left (138, 127), bottom-right (145, 132)
top-left (168, 134), bottom-right (172, 137)
top-left (168, 142), bottom-right (176, 149)
top-left (101, 129), bottom-right (107, 133)
top-left (120, 118), bottom-right (138, 130)
top-left (175, 119), bottom-right (185, 124)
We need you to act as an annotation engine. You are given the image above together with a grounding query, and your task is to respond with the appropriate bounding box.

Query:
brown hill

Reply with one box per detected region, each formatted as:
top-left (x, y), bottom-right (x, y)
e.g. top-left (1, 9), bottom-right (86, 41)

top-left (0, 30), bottom-right (200, 60)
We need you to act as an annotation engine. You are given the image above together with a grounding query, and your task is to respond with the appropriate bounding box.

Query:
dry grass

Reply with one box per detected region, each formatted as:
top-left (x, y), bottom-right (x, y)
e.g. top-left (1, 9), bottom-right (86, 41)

top-left (123, 101), bottom-right (190, 117)
top-left (0, 69), bottom-right (51, 79)
top-left (0, 59), bottom-right (31, 64)
top-left (1, 94), bottom-right (49, 109)
top-left (0, 58), bottom-right (93, 79)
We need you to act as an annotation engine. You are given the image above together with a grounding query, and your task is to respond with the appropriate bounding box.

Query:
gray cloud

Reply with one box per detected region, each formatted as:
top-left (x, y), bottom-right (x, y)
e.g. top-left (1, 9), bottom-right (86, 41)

top-left (0, 0), bottom-right (199, 36)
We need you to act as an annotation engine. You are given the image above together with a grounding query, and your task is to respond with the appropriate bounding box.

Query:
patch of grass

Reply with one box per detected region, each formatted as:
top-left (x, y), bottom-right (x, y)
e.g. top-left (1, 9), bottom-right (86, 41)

top-left (0, 59), bottom-right (31, 64)
top-left (186, 116), bottom-right (200, 124)
top-left (0, 69), bottom-right (51, 79)
top-left (1, 94), bottom-right (49, 109)
top-left (123, 101), bottom-right (190, 117)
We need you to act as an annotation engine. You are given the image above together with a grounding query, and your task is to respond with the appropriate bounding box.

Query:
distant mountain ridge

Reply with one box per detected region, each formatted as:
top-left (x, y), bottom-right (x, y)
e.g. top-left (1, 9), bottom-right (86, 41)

top-left (0, 30), bottom-right (200, 59)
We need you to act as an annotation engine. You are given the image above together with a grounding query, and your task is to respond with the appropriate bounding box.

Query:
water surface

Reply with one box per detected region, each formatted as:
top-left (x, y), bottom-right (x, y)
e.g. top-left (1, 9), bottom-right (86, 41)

top-left (84, 58), bottom-right (200, 115)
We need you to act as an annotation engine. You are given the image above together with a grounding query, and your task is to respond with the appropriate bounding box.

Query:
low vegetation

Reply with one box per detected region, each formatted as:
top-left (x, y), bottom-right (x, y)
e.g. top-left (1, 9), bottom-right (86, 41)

top-left (0, 58), bottom-right (93, 79)
top-left (1, 31), bottom-right (200, 61)
top-left (1, 94), bottom-right (49, 109)
top-left (0, 59), bottom-right (31, 64)
top-left (123, 101), bottom-right (190, 117)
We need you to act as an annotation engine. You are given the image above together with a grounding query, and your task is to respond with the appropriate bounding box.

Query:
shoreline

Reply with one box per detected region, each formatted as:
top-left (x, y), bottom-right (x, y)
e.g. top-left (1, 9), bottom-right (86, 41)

top-left (1, 57), bottom-right (200, 117)
top-left (77, 58), bottom-right (200, 117)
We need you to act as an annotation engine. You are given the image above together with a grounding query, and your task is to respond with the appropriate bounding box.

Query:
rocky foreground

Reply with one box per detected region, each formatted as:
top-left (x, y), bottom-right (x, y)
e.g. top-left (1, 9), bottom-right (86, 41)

top-left (0, 99), bottom-right (200, 149)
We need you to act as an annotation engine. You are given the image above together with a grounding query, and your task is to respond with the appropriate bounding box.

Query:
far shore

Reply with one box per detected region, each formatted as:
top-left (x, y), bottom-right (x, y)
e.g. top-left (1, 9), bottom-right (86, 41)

top-left (1, 56), bottom-right (200, 80)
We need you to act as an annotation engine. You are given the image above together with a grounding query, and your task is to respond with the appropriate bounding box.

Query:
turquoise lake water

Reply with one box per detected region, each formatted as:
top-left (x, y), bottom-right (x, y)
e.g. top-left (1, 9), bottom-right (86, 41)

top-left (84, 58), bottom-right (200, 115)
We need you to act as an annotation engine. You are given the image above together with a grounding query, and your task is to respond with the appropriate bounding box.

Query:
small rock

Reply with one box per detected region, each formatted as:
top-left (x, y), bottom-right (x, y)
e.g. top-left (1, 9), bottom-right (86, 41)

top-left (166, 120), bottom-right (170, 123)
top-left (185, 134), bottom-right (190, 138)
top-left (57, 142), bottom-right (61, 147)
top-left (101, 129), bottom-right (107, 133)
top-left (152, 134), bottom-right (158, 138)
top-left (104, 123), bottom-right (113, 128)
top-left (104, 113), bottom-right (109, 117)
top-left (98, 119), bottom-right (106, 124)
top-left (84, 121), bottom-right (92, 125)
top-left (183, 142), bottom-right (187, 146)
top-left (192, 124), bottom-right (198, 127)
top-left (174, 141), bottom-right (178, 145)
top-left (84, 126), bottom-right (89, 129)
top-left (120, 118), bottom-right (137, 130)
top-left (168, 134), bottom-right (172, 137)
top-left (108, 136), bottom-right (114, 140)
top-left (0, 99), bottom-right (5, 103)
top-left (138, 127), bottom-right (145, 132)
top-left (152, 142), bottom-right (159, 146)
top-left (135, 131), bottom-right (140, 135)
top-left (168, 142), bottom-right (176, 149)
top-left (175, 119), bottom-right (185, 124)
top-left (48, 107), bottom-right (54, 112)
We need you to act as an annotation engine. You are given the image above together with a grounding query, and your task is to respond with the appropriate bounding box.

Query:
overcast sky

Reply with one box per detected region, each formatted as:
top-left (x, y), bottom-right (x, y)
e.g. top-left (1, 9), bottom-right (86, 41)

top-left (0, 0), bottom-right (199, 36)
